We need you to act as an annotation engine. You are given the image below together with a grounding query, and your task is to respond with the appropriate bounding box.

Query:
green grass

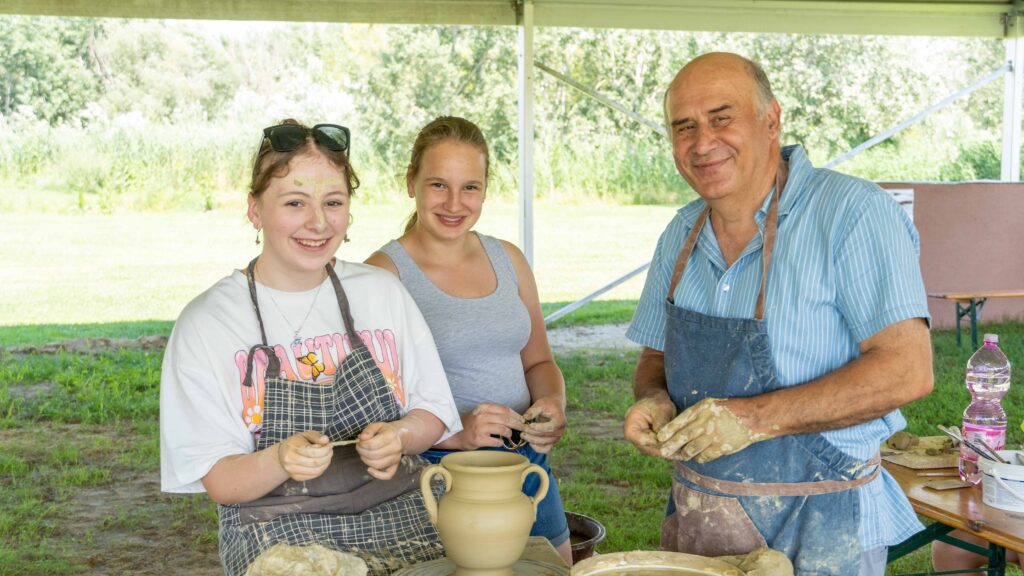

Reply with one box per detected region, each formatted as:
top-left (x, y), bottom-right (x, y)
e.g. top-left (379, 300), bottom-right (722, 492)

top-left (0, 203), bottom-right (677, 327)
top-left (2, 200), bottom-right (1024, 573)
top-left (2, 316), bottom-right (1023, 572)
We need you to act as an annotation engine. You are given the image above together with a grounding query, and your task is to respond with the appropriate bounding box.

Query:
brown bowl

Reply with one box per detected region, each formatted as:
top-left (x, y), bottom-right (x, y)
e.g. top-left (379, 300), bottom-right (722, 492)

top-left (566, 511), bottom-right (607, 564)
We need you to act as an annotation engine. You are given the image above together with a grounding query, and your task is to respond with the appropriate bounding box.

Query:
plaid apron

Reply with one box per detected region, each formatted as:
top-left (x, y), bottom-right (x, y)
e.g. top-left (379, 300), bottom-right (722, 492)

top-left (217, 259), bottom-right (444, 576)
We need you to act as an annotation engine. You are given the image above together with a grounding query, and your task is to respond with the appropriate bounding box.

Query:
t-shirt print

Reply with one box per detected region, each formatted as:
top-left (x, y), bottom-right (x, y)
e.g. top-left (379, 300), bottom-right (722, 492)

top-left (233, 328), bottom-right (405, 435)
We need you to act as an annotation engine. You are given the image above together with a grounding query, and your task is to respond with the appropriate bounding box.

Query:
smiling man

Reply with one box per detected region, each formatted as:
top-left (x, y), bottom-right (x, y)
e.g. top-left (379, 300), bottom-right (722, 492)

top-left (623, 52), bottom-right (934, 575)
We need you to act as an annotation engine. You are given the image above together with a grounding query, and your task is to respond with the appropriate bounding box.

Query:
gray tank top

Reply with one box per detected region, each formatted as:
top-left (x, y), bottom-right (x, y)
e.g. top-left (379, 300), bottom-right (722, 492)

top-left (381, 233), bottom-right (532, 416)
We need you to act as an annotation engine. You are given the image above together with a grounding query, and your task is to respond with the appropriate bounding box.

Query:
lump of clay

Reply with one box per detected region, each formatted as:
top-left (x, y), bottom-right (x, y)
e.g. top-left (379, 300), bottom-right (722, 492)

top-left (715, 547), bottom-right (794, 576)
top-left (245, 543), bottom-right (368, 576)
top-left (885, 431), bottom-right (919, 451)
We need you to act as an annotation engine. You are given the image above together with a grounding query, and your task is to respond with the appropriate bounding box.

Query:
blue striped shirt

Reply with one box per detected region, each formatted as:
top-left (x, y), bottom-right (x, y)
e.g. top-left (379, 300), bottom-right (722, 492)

top-left (627, 145), bottom-right (928, 550)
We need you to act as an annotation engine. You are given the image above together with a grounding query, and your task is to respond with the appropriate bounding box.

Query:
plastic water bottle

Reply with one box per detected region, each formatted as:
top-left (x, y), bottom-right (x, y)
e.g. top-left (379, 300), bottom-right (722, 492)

top-left (959, 333), bottom-right (1011, 484)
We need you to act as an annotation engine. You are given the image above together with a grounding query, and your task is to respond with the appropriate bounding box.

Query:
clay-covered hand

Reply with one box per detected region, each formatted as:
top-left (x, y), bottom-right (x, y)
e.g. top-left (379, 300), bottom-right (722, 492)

top-left (520, 395), bottom-right (566, 454)
top-left (657, 398), bottom-right (771, 464)
top-left (457, 402), bottom-right (526, 450)
top-left (714, 547), bottom-right (794, 576)
top-left (623, 396), bottom-right (677, 458)
top-left (357, 422), bottom-right (404, 480)
top-left (276, 430), bottom-right (333, 482)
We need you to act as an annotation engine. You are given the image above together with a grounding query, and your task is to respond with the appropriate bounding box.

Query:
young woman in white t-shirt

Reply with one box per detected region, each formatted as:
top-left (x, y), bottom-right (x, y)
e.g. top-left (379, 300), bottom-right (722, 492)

top-left (159, 119), bottom-right (461, 576)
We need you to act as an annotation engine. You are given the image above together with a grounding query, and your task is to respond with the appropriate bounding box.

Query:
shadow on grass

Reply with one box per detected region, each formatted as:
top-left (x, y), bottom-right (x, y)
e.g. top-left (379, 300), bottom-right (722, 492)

top-left (0, 320), bottom-right (175, 348)
top-left (1, 300), bottom-right (639, 348)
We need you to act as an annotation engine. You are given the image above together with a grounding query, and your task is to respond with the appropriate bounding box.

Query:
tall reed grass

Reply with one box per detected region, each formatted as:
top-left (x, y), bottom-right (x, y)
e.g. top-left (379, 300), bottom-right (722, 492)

top-left (0, 118), bottom-right (689, 212)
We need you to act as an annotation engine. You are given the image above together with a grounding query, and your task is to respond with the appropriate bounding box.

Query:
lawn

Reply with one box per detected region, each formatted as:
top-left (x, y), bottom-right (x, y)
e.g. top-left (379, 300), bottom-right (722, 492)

top-left (2, 202), bottom-right (1023, 575)
top-left (2, 315), bottom-right (1022, 575)
top-left (0, 201), bottom-right (679, 328)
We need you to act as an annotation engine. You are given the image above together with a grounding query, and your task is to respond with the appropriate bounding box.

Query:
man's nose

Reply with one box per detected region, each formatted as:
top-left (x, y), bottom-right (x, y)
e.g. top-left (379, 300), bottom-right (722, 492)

top-left (692, 123), bottom-right (717, 154)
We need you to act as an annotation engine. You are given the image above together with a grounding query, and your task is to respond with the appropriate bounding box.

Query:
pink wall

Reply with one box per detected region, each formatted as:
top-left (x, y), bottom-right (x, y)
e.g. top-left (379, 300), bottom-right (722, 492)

top-left (878, 182), bottom-right (1024, 329)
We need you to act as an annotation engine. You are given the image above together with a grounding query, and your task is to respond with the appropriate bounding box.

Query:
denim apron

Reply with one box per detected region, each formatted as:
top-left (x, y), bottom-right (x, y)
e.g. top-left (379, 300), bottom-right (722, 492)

top-left (216, 259), bottom-right (444, 576)
top-left (660, 164), bottom-right (880, 575)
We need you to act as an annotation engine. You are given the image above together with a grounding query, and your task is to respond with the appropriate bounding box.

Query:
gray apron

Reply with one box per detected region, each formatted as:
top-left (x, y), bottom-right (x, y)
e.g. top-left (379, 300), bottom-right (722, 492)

top-left (217, 259), bottom-right (444, 576)
top-left (659, 164), bottom-right (880, 575)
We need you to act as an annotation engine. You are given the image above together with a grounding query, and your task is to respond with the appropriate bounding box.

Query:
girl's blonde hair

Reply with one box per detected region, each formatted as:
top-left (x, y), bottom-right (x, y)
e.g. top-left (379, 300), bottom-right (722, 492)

top-left (404, 116), bottom-right (489, 233)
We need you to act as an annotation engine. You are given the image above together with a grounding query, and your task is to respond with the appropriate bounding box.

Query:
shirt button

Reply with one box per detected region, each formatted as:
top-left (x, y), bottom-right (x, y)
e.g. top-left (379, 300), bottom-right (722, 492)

top-left (722, 284), bottom-right (731, 292)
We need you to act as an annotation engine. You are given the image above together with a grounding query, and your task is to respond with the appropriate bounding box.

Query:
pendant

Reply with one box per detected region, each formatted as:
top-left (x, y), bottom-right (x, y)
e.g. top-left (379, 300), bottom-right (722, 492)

top-left (292, 333), bottom-right (302, 346)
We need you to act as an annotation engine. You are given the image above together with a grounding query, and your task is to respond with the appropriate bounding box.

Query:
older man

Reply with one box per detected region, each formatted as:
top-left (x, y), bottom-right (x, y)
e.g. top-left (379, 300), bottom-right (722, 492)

top-left (624, 52), bottom-right (933, 575)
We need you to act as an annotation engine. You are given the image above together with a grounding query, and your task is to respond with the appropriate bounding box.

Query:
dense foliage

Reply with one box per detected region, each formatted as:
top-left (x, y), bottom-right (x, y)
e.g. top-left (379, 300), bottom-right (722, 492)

top-left (0, 17), bottom-right (1007, 212)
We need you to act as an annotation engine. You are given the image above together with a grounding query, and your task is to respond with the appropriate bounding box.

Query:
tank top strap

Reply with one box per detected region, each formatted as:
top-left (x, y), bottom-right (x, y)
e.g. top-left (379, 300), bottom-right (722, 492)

top-left (477, 233), bottom-right (520, 290)
top-left (380, 239), bottom-right (430, 284)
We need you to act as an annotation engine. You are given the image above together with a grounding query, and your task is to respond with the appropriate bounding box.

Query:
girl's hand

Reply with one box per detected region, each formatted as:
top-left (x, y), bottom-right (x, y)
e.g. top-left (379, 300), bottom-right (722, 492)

top-left (276, 430), bottom-right (333, 481)
top-left (357, 422), bottom-right (404, 480)
top-left (521, 396), bottom-right (567, 453)
top-left (458, 402), bottom-right (525, 450)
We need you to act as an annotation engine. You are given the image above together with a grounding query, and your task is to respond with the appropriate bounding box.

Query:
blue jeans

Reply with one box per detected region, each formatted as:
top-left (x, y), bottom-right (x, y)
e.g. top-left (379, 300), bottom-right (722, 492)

top-left (422, 444), bottom-right (570, 547)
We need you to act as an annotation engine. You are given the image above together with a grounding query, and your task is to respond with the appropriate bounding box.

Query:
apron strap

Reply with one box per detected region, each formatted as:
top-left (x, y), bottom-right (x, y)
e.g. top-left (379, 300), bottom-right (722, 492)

top-left (243, 258), bottom-right (364, 385)
top-left (246, 257), bottom-right (271, 347)
top-left (325, 262), bottom-right (363, 348)
top-left (675, 454), bottom-right (881, 497)
top-left (666, 161), bottom-right (789, 321)
top-left (755, 160), bottom-right (787, 320)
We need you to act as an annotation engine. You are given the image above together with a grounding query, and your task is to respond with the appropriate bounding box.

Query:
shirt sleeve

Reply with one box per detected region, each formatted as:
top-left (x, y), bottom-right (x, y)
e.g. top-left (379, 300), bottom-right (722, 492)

top-left (834, 190), bottom-right (931, 342)
top-left (626, 216), bottom-right (686, 351)
top-left (159, 311), bottom-right (253, 494)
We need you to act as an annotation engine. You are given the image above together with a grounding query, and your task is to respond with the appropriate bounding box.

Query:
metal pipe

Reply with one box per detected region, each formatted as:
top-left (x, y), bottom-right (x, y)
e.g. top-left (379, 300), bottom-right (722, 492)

top-left (826, 63), bottom-right (1010, 169)
top-left (544, 262), bottom-right (650, 325)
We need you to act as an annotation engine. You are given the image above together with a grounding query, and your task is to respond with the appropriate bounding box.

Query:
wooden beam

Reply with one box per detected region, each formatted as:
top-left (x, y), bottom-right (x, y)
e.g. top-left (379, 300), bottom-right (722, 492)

top-left (533, 0), bottom-right (1011, 37)
top-left (0, 0), bottom-right (1013, 36)
top-left (0, 0), bottom-right (517, 25)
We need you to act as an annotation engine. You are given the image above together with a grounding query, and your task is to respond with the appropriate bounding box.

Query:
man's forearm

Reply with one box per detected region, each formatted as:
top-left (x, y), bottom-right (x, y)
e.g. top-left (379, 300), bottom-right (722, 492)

top-left (732, 318), bottom-right (933, 437)
top-left (634, 346), bottom-right (671, 401)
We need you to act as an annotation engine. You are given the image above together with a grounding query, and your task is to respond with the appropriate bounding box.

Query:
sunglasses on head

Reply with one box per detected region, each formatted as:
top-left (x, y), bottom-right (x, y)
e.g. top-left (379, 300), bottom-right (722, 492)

top-left (261, 123), bottom-right (351, 153)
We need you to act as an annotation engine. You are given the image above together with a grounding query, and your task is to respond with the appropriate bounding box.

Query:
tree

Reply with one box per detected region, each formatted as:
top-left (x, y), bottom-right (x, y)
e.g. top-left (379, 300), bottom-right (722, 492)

top-left (0, 16), bottom-right (104, 124)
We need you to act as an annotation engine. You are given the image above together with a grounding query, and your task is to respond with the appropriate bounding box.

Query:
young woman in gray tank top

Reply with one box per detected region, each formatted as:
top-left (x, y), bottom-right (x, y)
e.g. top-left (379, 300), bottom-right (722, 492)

top-left (365, 116), bottom-right (572, 565)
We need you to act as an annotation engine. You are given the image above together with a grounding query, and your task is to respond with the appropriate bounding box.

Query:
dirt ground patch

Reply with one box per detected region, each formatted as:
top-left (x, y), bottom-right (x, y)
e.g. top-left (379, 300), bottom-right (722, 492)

top-left (2, 424), bottom-right (221, 575)
top-left (3, 330), bottom-right (635, 575)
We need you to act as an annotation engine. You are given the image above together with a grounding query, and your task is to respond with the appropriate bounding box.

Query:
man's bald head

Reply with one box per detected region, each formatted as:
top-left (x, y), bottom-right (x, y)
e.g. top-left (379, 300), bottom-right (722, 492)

top-left (663, 52), bottom-right (776, 130)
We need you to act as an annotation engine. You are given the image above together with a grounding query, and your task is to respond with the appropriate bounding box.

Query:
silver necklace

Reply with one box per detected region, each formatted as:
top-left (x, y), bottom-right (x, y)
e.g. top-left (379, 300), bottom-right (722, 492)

top-left (257, 266), bottom-right (326, 346)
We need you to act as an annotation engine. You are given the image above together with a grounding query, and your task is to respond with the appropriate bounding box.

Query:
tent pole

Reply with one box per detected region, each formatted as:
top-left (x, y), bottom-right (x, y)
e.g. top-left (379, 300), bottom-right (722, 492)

top-left (1001, 14), bottom-right (1023, 182)
top-left (517, 0), bottom-right (535, 265)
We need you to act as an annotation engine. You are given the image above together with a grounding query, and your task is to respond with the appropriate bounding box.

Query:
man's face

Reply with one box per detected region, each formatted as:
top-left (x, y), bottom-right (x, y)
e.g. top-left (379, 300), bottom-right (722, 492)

top-left (665, 57), bottom-right (780, 204)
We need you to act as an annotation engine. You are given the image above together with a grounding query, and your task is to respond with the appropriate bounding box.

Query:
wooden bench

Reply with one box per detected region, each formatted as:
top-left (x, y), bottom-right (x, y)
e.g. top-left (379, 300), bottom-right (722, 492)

top-left (927, 291), bottom-right (1024, 348)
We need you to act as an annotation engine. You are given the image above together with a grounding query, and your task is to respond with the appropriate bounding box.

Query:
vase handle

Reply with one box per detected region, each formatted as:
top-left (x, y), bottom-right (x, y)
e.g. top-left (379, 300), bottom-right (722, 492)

top-left (521, 463), bottom-right (549, 518)
top-left (420, 464), bottom-right (453, 525)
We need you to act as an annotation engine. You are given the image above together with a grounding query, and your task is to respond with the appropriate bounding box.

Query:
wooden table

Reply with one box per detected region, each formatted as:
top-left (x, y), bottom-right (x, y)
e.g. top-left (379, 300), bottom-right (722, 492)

top-left (884, 461), bottom-right (1024, 575)
top-left (927, 291), bottom-right (1024, 348)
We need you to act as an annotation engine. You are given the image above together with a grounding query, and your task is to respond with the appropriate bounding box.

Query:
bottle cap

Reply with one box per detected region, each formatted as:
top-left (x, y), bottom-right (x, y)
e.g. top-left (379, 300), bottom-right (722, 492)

top-left (983, 333), bottom-right (998, 344)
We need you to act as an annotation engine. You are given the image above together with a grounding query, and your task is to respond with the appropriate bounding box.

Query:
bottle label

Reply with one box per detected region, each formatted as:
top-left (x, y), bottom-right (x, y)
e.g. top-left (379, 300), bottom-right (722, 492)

top-left (960, 422), bottom-right (1007, 462)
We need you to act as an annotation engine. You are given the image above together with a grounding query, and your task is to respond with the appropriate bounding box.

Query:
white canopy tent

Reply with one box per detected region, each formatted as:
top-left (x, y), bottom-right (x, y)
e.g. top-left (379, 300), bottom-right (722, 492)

top-left (2, 0), bottom-right (1022, 262)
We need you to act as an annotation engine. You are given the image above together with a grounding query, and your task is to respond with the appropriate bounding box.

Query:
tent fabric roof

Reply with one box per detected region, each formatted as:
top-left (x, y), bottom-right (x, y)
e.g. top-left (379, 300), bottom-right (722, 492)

top-left (0, 0), bottom-right (1018, 37)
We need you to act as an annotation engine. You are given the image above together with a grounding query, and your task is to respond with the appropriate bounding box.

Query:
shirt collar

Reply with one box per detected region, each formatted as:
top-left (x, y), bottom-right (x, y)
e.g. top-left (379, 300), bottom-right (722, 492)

top-left (677, 143), bottom-right (813, 228)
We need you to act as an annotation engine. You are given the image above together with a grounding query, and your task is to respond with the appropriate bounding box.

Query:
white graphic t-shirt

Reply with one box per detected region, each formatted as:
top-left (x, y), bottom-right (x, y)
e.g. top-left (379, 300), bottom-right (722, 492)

top-left (160, 261), bottom-right (460, 493)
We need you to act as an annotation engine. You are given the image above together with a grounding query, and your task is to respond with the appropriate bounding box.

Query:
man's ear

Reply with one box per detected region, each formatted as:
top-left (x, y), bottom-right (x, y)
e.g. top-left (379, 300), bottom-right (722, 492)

top-left (767, 99), bottom-right (782, 137)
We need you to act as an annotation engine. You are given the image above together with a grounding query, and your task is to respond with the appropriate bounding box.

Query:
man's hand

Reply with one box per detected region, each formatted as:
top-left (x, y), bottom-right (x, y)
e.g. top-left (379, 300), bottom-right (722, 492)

top-left (657, 397), bottom-right (772, 463)
top-left (624, 394), bottom-right (677, 457)
top-left (356, 422), bottom-right (405, 480)
top-left (276, 430), bottom-right (333, 482)
top-left (521, 396), bottom-right (566, 454)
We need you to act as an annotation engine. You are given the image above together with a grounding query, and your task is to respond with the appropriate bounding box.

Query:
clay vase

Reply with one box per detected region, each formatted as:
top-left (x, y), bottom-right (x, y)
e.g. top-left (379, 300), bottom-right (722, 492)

top-left (420, 451), bottom-right (549, 575)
